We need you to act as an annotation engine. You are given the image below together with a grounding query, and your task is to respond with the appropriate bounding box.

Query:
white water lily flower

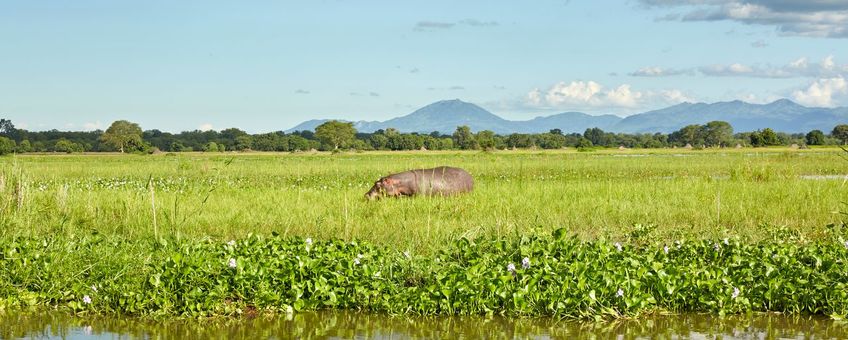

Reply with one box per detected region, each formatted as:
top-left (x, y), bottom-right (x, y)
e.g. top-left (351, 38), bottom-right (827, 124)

top-left (507, 263), bottom-right (516, 273)
top-left (228, 258), bottom-right (237, 268)
top-left (614, 243), bottom-right (622, 252)
top-left (83, 295), bottom-right (92, 304)
top-left (732, 287), bottom-right (740, 299)
top-left (522, 257), bottom-right (531, 269)
top-left (616, 289), bottom-right (624, 298)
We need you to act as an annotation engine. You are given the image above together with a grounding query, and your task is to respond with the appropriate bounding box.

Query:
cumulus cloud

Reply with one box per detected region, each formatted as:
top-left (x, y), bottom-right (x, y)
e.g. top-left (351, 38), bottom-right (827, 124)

top-left (294, 89), bottom-right (310, 94)
top-left (526, 80), bottom-right (692, 111)
top-left (632, 56), bottom-right (848, 78)
top-left (629, 66), bottom-right (695, 77)
top-left (199, 123), bottom-right (214, 131)
top-left (791, 76), bottom-right (848, 107)
top-left (642, 0), bottom-right (848, 38)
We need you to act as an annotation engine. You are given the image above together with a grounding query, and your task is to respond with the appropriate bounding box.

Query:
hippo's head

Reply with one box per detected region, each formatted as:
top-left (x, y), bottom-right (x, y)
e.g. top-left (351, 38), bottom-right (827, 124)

top-left (365, 177), bottom-right (399, 200)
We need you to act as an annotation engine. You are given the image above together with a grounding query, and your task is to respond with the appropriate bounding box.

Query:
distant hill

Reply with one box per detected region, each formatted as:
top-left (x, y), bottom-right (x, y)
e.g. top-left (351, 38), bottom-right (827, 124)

top-left (286, 98), bottom-right (848, 134)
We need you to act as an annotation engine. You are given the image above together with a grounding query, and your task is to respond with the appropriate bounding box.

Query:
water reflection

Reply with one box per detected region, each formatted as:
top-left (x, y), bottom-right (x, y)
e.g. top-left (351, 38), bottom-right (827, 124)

top-left (2, 311), bottom-right (846, 339)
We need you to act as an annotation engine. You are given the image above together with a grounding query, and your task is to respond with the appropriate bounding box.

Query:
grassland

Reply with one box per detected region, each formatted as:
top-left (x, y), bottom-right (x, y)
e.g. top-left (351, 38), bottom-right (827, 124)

top-left (1, 147), bottom-right (845, 253)
top-left (1, 147), bottom-right (847, 318)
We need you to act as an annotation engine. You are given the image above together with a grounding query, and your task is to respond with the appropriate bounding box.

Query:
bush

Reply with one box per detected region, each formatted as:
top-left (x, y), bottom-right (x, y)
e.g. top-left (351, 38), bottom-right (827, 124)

top-left (0, 136), bottom-right (14, 155)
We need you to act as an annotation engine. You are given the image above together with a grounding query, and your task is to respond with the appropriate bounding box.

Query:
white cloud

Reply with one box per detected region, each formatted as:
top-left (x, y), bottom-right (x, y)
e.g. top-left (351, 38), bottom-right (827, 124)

top-left (199, 123), bottom-right (215, 131)
top-left (526, 80), bottom-right (692, 112)
top-left (640, 55), bottom-right (848, 78)
top-left (791, 76), bottom-right (848, 107)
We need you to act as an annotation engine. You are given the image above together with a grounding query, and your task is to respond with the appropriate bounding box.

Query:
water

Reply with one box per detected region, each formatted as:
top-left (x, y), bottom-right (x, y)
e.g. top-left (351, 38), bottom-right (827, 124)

top-left (2, 311), bottom-right (847, 339)
top-left (799, 174), bottom-right (848, 180)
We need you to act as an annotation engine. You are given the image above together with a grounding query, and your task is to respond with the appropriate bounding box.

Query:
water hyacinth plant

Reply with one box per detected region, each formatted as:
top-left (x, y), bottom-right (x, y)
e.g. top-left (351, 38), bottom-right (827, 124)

top-left (0, 229), bottom-right (846, 320)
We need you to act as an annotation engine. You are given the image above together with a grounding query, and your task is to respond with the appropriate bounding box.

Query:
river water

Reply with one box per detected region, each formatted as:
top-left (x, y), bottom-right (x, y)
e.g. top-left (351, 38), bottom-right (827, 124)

top-left (2, 311), bottom-right (846, 339)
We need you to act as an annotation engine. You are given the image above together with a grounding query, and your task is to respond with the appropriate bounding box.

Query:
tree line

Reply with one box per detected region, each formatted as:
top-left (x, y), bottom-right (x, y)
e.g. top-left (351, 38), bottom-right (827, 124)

top-left (1, 118), bottom-right (847, 155)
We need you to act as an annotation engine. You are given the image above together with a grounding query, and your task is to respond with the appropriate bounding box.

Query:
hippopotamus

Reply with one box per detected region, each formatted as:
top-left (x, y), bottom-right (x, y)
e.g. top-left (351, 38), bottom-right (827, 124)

top-left (365, 166), bottom-right (474, 200)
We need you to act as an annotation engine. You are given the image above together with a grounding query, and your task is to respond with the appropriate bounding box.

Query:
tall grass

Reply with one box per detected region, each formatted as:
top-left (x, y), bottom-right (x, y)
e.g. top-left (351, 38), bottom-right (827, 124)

top-left (0, 148), bottom-right (845, 254)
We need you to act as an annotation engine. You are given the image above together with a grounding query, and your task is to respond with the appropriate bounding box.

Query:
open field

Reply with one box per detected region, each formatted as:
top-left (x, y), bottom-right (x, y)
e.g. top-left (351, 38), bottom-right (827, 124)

top-left (1, 147), bottom-right (846, 253)
top-left (2, 147), bottom-right (848, 318)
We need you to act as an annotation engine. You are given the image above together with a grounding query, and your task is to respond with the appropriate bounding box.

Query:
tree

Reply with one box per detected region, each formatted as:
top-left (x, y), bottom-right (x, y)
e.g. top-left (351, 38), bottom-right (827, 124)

top-left (16, 140), bottom-right (32, 153)
top-left (205, 142), bottom-right (219, 152)
top-left (100, 120), bottom-right (143, 153)
top-left (701, 121), bottom-right (733, 147)
top-left (314, 120), bottom-right (356, 150)
top-left (54, 139), bottom-right (83, 153)
top-left (832, 124), bottom-right (848, 145)
top-left (476, 130), bottom-right (496, 150)
top-left (805, 130), bottom-right (825, 146)
top-left (0, 136), bottom-right (15, 155)
top-left (452, 126), bottom-right (478, 150)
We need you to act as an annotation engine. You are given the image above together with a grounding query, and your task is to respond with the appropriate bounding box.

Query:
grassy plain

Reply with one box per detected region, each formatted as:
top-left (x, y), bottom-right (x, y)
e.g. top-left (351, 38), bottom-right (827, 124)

top-left (1, 147), bottom-right (845, 253)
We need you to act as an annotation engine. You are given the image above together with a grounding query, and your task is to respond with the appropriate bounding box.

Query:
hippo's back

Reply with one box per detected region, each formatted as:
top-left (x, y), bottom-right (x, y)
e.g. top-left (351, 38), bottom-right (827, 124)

top-left (412, 166), bottom-right (473, 195)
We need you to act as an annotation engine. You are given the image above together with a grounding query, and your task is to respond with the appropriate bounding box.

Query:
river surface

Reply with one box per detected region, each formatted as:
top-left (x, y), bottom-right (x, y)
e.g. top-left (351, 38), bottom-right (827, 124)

top-left (2, 311), bottom-right (846, 339)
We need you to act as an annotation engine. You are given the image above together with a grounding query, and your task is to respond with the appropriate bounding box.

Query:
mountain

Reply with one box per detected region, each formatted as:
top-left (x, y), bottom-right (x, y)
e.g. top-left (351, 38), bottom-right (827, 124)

top-left (286, 98), bottom-right (848, 134)
top-left (286, 99), bottom-right (622, 134)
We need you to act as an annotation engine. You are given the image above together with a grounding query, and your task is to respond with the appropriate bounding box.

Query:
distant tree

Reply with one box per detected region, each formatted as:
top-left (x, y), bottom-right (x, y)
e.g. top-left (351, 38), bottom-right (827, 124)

top-left (0, 136), bottom-right (15, 155)
top-left (832, 124), bottom-right (848, 145)
top-left (760, 128), bottom-right (780, 146)
top-left (669, 124), bottom-right (703, 147)
top-left (100, 120), bottom-right (143, 153)
top-left (54, 139), bottom-right (82, 153)
top-left (452, 125), bottom-right (478, 150)
top-left (16, 140), bottom-right (32, 153)
top-left (234, 135), bottom-right (254, 151)
top-left (550, 128), bottom-right (563, 135)
top-left (315, 120), bottom-right (356, 150)
top-left (205, 142), bottom-right (219, 152)
top-left (805, 130), bottom-right (825, 146)
top-left (701, 121), bottom-right (733, 147)
top-left (476, 130), bottom-right (496, 150)
top-left (368, 134), bottom-right (389, 150)
top-left (0, 119), bottom-right (18, 141)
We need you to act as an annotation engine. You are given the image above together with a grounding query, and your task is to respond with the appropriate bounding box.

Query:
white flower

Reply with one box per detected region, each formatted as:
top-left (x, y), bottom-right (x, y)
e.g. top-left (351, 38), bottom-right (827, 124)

top-left (714, 243), bottom-right (721, 251)
top-left (353, 258), bottom-right (361, 265)
top-left (91, 285), bottom-right (97, 292)
top-left (228, 258), bottom-right (237, 268)
top-left (305, 238), bottom-right (313, 246)
top-left (83, 325), bottom-right (92, 335)
top-left (83, 295), bottom-right (92, 304)
top-left (614, 243), bottom-right (622, 252)
top-left (732, 287), bottom-right (740, 299)
top-left (844, 240), bottom-right (848, 249)
top-left (373, 271), bottom-right (381, 278)
top-left (357, 254), bottom-right (364, 259)
top-left (403, 251), bottom-right (411, 259)
top-left (507, 263), bottom-right (516, 273)
top-left (227, 240), bottom-right (236, 246)
top-left (616, 289), bottom-right (624, 298)
top-left (663, 246), bottom-right (669, 254)
top-left (522, 257), bottom-right (531, 269)
top-left (723, 238), bottom-right (729, 245)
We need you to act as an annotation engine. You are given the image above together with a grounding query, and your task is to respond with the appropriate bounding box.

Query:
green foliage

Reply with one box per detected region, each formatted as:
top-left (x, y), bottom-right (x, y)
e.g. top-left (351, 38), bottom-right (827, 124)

top-left (1, 232), bottom-right (847, 319)
top-left (452, 126), bottom-right (478, 150)
top-left (0, 136), bottom-right (14, 155)
top-left (16, 140), bottom-right (32, 153)
top-left (315, 121), bottom-right (356, 150)
top-left (476, 130), bottom-right (496, 150)
top-left (806, 130), bottom-right (826, 146)
top-left (54, 139), bottom-right (84, 153)
top-left (101, 120), bottom-right (143, 153)
top-left (832, 125), bottom-right (848, 145)
top-left (205, 142), bottom-right (219, 152)
top-left (749, 128), bottom-right (781, 147)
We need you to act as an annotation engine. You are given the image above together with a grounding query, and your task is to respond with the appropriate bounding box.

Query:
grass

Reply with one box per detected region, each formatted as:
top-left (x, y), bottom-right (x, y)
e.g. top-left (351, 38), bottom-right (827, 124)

top-left (1, 147), bottom-right (845, 254)
top-left (1, 147), bottom-right (847, 319)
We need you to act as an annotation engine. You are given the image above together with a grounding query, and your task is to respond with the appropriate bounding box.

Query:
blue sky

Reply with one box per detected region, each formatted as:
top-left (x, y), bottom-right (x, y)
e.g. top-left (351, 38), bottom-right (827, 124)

top-left (2, 0), bottom-right (847, 133)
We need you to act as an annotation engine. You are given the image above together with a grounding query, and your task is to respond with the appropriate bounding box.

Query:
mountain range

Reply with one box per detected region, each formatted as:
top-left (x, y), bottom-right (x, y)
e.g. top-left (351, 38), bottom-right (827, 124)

top-left (286, 99), bottom-right (848, 134)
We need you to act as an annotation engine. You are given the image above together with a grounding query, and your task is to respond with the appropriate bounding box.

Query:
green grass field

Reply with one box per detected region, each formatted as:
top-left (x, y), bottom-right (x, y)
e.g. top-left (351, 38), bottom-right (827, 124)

top-left (1, 147), bottom-right (845, 254)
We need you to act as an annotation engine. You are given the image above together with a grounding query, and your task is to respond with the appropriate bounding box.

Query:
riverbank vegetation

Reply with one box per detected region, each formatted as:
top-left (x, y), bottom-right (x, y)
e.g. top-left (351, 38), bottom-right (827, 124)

top-left (0, 149), bottom-right (846, 319)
